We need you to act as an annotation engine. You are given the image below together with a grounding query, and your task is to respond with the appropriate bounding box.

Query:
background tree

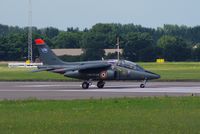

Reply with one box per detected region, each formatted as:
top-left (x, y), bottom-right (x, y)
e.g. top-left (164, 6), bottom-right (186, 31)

top-left (0, 23), bottom-right (199, 61)
top-left (0, 33), bottom-right (27, 60)
top-left (192, 43), bottom-right (200, 61)
top-left (53, 32), bottom-right (82, 48)
top-left (40, 27), bottom-right (59, 39)
top-left (157, 35), bottom-right (191, 61)
top-left (81, 32), bottom-right (105, 60)
top-left (123, 32), bottom-right (154, 61)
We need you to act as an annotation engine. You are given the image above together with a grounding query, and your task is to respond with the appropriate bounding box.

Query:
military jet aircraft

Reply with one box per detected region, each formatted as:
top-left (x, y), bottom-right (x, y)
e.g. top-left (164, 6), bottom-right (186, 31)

top-left (34, 38), bottom-right (160, 89)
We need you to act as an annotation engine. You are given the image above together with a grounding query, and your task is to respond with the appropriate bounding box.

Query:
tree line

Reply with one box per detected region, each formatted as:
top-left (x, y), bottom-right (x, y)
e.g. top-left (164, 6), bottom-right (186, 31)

top-left (0, 23), bottom-right (200, 62)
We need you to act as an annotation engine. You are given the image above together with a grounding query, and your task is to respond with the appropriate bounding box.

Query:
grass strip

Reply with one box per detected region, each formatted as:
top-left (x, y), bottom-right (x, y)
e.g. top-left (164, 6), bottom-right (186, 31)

top-left (0, 97), bottom-right (200, 134)
top-left (0, 62), bottom-right (200, 81)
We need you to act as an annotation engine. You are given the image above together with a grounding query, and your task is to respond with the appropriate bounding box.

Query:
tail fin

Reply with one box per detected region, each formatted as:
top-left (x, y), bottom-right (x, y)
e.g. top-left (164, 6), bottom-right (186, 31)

top-left (35, 39), bottom-right (65, 65)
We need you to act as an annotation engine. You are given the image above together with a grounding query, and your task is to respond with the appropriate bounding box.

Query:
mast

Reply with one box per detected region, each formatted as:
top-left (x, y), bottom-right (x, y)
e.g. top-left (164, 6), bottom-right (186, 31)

top-left (116, 37), bottom-right (120, 61)
top-left (28, 0), bottom-right (33, 63)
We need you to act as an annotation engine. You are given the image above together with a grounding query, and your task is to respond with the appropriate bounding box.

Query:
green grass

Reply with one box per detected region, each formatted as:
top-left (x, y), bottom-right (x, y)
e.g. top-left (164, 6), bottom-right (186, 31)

top-left (0, 97), bottom-right (200, 134)
top-left (139, 62), bottom-right (200, 81)
top-left (0, 64), bottom-right (71, 81)
top-left (0, 62), bottom-right (200, 81)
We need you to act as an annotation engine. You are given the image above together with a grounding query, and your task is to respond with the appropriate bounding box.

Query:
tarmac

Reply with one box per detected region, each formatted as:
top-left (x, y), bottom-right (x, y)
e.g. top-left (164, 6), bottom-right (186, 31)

top-left (0, 81), bottom-right (199, 100)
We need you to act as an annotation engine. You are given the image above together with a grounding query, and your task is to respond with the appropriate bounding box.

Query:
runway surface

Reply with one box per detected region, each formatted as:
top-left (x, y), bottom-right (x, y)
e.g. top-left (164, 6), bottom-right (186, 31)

top-left (0, 82), bottom-right (199, 100)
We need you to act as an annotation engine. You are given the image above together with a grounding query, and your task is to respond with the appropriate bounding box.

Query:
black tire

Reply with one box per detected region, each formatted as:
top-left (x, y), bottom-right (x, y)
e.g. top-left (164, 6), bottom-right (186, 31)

top-left (140, 84), bottom-right (145, 88)
top-left (97, 81), bottom-right (105, 88)
top-left (82, 82), bottom-right (89, 89)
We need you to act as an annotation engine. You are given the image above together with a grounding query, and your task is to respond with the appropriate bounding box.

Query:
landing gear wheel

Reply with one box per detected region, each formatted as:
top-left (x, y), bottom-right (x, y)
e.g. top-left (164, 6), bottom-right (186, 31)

top-left (140, 84), bottom-right (145, 88)
top-left (140, 78), bottom-right (147, 88)
top-left (97, 81), bottom-right (105, 88)
top-left (82, 82), bottom-right (89, 89)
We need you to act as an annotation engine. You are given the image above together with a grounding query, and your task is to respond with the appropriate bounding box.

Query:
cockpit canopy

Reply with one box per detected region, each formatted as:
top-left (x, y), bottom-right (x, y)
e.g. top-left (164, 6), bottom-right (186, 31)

top-left (107, 60), bottom-right (144, 71)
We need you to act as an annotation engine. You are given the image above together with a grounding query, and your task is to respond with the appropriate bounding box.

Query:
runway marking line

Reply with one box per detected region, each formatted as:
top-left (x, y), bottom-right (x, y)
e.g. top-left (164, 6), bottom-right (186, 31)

top-left (0, 87), bottom-right (200, 93)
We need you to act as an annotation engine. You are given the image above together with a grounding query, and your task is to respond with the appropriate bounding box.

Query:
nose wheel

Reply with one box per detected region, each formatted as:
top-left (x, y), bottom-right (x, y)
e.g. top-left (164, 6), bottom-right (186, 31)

top-left (140, 84), bottom-right (145, 88)
top-left (140, 79), bottom-right (147, 88)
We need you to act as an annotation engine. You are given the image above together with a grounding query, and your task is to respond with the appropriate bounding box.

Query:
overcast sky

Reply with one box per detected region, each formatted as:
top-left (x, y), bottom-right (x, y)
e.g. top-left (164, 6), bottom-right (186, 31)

top-left (0, 0), bottom-right (200, 30)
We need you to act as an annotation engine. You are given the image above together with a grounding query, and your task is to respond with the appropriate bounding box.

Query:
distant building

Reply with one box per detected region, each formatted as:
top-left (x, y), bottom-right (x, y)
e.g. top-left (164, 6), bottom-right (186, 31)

top-left (52, 49), bottom-right (123, 56)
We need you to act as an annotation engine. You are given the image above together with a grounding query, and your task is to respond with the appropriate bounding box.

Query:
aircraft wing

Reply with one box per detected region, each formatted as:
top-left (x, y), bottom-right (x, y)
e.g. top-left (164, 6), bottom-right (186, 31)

top-left (33, 63), bottom-right (111, 74)
top-left (53, 63), bottom-right (111, 73)
top-left (78, 63), bottom-right (111, 72)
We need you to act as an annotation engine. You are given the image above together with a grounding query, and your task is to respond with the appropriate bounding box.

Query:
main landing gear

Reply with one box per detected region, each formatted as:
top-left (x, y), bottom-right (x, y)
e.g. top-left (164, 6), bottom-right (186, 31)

top-left (82, 81), bottom-right (90, 89)
top-left (140, 79), bottom-right (147, 88)
top-left (81, 80), bottom-right (105, 89)
top-left (97, 80), bottom-right (105, 88)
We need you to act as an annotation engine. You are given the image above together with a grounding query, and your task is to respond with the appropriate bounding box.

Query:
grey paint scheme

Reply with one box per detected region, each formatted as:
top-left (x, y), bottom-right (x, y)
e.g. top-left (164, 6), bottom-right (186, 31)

top-left (36, 40), bottom-right (160, 81)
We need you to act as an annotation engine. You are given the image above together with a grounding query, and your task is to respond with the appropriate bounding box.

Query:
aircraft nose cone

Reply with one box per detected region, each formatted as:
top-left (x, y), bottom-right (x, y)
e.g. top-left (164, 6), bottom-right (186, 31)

top-left (145, 70), bottom-right (160, 80)
top-left (154, 74), bottom-right (160, 79)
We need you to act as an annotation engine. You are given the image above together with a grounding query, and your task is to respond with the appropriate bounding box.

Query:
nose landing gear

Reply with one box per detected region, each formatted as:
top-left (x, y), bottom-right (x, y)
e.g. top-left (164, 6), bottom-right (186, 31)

top-left (140, 79), bottom-right (147, 88)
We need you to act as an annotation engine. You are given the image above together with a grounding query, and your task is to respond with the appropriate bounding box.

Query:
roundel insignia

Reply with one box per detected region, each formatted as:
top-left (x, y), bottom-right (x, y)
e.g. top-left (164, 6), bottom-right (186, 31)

top-left (100, 71), bottom-right (107, 79)
top-left (41, 47), bottom-right (48, 53)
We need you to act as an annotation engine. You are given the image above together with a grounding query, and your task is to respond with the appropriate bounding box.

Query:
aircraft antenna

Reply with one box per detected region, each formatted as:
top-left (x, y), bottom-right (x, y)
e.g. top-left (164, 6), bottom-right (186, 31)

top-left (28, 0), bottom-right (33, 63)
top-left (116, 37), bottom-right (120, 61)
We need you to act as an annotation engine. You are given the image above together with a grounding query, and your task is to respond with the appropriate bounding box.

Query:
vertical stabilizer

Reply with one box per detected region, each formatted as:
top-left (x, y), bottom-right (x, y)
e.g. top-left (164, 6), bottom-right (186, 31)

top-left (35, 39), bottom-right (65, 65)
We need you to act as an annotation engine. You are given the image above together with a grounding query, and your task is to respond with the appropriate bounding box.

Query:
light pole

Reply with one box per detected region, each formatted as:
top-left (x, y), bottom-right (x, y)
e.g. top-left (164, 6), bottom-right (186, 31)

top-left (28, 0), bottom-right (33, 63)
top-left (116, 37), bottom-right (120, 61)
